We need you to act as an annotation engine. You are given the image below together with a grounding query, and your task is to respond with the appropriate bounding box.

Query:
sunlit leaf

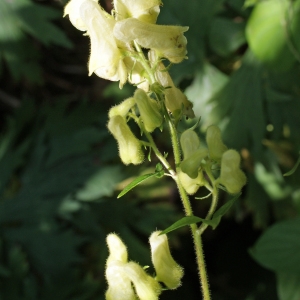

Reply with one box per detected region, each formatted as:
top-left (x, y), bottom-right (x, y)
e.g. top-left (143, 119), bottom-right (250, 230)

top-left (117, 173), bottom-right (158, 198)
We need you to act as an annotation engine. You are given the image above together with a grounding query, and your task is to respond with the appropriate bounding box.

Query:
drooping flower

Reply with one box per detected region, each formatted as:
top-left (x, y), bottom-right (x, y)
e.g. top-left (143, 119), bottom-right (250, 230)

top-left (64, 0), bottom-right (128, 87)
top-left (114, 18), bottom-right (188, 63)
top-left (107, 115), bottom-right (145, 165)
top-left (124, 262), bottom-right (162, 300)
top-left (149, 231), bottom-right (184, 289)
top-left (105, 234), bottom-right (162, 300)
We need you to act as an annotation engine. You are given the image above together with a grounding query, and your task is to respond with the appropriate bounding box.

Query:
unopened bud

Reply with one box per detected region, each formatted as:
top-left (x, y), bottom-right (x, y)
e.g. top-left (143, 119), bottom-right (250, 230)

top-left (108, 115), bottom-right (144, 165)
top-left (124, 262), bottom-right (162, 300)
top-left (206, 125), bottom-right (227, 162)
top-left (149, 231), bottom-right (184, 289)
top-left (134, 89), bottom-right (163, 133)
top-left (109, 97), bottom-right (136, 118)
top-left (181, 148), bottom-right (208, 179)
top-left (219, 150), bottom-right (247, 194)
top-left (180, 129), bottom-right (201, 159)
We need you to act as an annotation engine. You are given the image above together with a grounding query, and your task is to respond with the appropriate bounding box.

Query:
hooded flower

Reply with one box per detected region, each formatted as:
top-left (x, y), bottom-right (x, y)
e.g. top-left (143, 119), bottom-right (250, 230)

top-left (64, 0), bottom-right (128, 87)
top-left (113, 18), bottom-right (188, 63)
top-left (113, 0), bottom-right (161, 23)
top-left (105, 233), bottom-right (162, 300)
top-left (107, 115), bottom-right (145, 165)
top-left (149, 231), bottom-right (184, 289)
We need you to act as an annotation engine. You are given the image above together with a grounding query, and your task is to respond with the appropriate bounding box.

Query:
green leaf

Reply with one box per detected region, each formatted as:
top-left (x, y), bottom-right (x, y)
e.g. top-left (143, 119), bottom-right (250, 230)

top-left (185, 63), bottom-right (228, 125)
top-left (250, 217), bottom-right (300, 273)
top-left (117, 173), bottom-right (157, 198)
top-left (76, 166), bottom-right (124, 201)
top-left (210, 193), bottom-right (241, 227)
top-left (160, 194), bottom-right (241, 234)
top-left (209, 50), bottom-right (266, 156)
top-left (208, 17), bottom-right (246, 57)
top-left (160, 216), bottom-right (204, 235)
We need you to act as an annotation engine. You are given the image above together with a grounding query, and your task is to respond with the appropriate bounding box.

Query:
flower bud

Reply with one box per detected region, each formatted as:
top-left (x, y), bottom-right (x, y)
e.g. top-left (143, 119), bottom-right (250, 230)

top-left (124, 262), bottom-right (162, 300)
top-left (106, 233), bottom-right (128, 264)
top-left (180, 129), bottom-right (201, 159)
top-left (113, 0), bottom-right (161, 24)
top-left (113, 18), bottom-right (188, 63)
top-left (109, 97), bottom-right (136, 118)
top-left (149, 231), bottom-right (184, 289)
top-left (134, 89), bottom-right (163, 133)
top-left (107, 115), bottom-right (144, 165)
top-left (219, 150), bottom-right (247, 194)
top-left (105, 261), bottom-right (136, 300)
top-left (206, 125), bottom-right (227, 162)
top-left (181, 148), bottom-right (208, 179)
top-left (149, 51), bottom-right (195, 118)
top-left (178, 169), bottom-right (205, 195)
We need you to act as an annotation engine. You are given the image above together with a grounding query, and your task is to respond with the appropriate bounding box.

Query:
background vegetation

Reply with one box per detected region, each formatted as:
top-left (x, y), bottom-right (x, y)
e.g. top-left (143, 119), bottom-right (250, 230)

top-left (0, 0), bottom-right (300, 299)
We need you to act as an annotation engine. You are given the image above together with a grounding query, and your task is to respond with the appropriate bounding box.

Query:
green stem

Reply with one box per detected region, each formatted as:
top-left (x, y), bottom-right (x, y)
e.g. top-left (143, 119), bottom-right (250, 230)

top-left (144, 130), bottom-right (176, 177)
top-left (132, 41), bottom-right (211, 299)
top-left (164, 103), bottom-right (211, 299)
top-left (198, 166), bottom-right (219, 235)
top-left (176, 179), bottom-right (211, 300)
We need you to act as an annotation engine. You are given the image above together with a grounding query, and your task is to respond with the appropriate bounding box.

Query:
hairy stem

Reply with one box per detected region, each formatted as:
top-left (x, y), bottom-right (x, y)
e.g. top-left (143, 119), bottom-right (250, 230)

top-left (134, 41), bottom-right (211, 299)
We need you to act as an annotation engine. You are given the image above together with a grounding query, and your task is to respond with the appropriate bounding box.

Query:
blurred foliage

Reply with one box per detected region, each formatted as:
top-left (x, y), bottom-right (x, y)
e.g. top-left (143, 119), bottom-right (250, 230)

top-left (0, 0), bottom-right (300, 299)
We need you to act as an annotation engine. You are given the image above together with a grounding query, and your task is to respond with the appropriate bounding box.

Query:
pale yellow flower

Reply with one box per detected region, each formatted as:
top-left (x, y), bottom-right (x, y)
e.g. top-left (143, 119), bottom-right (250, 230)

top-left (105, 261), bottom-right (137, 300)
top-left (149, 231), bottom-right (184, 289)
top-left (64, 0), bottom-right (128, 87)
top-left (114, 18), bottom-right (188, 63)
top-left (113, 0), bottom-right (161, 23)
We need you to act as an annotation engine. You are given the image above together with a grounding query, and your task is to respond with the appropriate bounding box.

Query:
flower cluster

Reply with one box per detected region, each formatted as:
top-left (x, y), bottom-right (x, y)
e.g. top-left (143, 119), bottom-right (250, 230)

top-left (64, 0), bottom-right (188, 88)
top-left (179, 125), bottom-right (247, 195)
top-left (105, 232), bottom-right (183, 300)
